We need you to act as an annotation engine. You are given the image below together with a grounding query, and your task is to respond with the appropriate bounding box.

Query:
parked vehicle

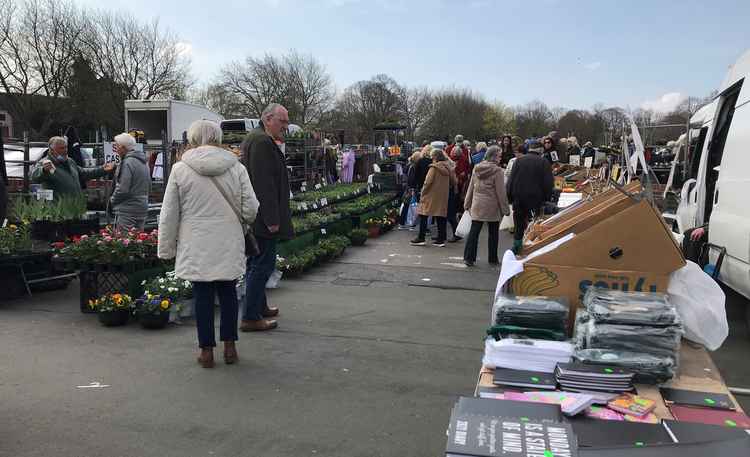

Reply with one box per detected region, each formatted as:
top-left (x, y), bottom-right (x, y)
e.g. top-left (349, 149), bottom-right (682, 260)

top-left (124, 100), bottom-right (223, 145)
top-left (669, 48), bottom-right (750, 300)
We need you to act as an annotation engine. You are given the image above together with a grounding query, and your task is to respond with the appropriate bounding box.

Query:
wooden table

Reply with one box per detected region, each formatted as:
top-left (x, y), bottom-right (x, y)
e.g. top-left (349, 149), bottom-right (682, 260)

top-left (475, 341), bottom-right (745, 419)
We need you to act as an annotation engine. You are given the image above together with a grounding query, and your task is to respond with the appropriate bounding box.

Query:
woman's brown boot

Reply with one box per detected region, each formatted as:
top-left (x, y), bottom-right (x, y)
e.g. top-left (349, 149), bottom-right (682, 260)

top-left (197, 348), bottom-right (214, 368)
top-left (223, 341), bottom-right (238, 365)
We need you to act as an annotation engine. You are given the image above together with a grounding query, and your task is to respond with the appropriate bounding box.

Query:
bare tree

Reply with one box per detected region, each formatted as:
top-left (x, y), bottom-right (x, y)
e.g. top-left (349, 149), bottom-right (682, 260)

top-left (335, 74), bottom-right (404, 142)
top-left (420, 88), bottom-right (487, 141)
top-left (284, 51), bottom-right (333, 125)
top-left (188, 83), bottom-right (246, 118)
top-left (398, 86), bottom-right (434, 140)
top-left (81, 11), bottom-right (192, 100)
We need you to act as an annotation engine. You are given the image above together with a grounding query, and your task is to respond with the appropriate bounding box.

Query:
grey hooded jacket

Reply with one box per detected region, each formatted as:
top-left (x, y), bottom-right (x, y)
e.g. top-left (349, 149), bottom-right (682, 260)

top-left (111, 150), bottom-right (151, 217)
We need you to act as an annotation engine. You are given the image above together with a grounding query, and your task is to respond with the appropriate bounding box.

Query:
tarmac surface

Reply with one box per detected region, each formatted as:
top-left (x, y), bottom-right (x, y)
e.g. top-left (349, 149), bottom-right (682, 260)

top-left (1, 228), bottom-right (748, 457)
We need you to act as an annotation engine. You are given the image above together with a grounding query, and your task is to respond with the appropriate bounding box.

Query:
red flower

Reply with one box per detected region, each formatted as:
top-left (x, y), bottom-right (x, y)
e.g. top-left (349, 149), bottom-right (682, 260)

top-left (137, 232), bottom-right (149, 241)
top-left (51, 241), bottom-right (66, 249)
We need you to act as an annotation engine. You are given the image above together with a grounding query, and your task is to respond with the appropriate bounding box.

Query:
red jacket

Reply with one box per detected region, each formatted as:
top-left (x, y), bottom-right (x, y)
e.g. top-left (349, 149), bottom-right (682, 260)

top-left (451, 146), bottom-right (471, 185)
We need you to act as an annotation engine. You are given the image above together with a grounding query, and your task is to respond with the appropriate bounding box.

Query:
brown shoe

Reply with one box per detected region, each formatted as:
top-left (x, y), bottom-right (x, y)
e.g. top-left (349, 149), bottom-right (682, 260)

top-left (240, 319), bottom-right (278, 332)
top-left (223, 341), bottom-right (238, 365)
top-left (262, 306), bottom-right (279, 318)
top-left (197, 348), bottom-right (214, 368)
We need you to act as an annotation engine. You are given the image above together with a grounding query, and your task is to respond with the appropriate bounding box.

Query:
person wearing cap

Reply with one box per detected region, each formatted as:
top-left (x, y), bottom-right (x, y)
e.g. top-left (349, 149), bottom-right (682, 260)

top-left (31, 136), bottom-right (114, 199)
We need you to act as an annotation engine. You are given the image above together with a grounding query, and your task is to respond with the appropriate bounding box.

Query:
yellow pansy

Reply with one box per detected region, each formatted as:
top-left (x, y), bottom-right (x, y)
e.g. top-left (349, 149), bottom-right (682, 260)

top-left (160, 300), bottom-right (170, 310)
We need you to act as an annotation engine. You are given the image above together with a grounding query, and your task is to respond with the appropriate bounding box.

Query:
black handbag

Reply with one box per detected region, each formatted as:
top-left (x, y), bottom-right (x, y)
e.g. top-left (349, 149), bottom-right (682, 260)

top-left (208, 176), bottom-right (261, 258)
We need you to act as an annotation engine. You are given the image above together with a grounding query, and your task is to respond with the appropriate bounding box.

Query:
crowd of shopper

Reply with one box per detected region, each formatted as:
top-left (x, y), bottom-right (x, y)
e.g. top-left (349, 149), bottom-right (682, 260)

top-left (401, 132), bottom-right (562, 263)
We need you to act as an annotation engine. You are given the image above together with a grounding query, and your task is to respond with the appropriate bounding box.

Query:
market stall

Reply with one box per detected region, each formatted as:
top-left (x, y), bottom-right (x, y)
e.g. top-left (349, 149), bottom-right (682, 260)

top-left (441, 180), bottom-right (749, 456)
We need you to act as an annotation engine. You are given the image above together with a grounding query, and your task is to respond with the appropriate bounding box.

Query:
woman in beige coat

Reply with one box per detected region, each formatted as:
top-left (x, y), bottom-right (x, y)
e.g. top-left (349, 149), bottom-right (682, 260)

top-left (411, 148), bottom-right (455, 247)
top-left (158, 120), bottom-right (259, 368)
top-left (463, 146), bottom-right (510, 266)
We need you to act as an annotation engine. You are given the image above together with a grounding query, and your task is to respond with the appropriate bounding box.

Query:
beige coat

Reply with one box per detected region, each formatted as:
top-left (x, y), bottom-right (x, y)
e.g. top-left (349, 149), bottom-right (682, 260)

top-left (464, 161), bottom-right (510, 222)
top-left (158, 146), bottom-right (259, 282)
top-left (418, 161), bottom-right (454, 217)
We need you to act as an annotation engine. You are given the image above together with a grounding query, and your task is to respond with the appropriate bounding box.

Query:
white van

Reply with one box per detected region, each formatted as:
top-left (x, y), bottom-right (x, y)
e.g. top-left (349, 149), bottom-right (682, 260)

top-left (220, 118), bottom-right (303, 136)
top-left (673, 48), bottom-right (750, 299)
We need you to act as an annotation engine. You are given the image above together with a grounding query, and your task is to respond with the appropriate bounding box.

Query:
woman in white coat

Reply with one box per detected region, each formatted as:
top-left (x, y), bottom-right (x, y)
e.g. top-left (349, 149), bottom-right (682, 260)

top-left (158, 120), bottom-right (259, 368)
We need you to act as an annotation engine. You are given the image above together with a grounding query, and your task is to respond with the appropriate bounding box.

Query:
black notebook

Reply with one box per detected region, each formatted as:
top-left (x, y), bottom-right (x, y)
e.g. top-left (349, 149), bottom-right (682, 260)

top-left (454, 397), bottom-right (563, 423)
top-left (557, 363), bottom-right (635, 380)
top-left (659, 387), bottom-right (736, 411)
top-left (578, 437), bottom-right (750, 457)
top-left (446, 410), bottom-right (577, 457)
top-left (662, 420), bottom-right (750, 444)
top-left (569, 417), bottom-right (673, 448)
top-left (493, 368), bottom-right (557, 390)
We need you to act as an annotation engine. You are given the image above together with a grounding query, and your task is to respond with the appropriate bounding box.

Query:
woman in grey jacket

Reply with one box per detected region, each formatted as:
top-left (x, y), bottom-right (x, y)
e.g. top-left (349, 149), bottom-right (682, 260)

top-left (111, 133), bottom-right (151, 231)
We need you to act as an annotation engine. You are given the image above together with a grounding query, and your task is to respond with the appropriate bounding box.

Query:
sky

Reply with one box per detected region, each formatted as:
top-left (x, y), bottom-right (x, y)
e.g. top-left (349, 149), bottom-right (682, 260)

top-left (76, 0), bottom-right (750, 113)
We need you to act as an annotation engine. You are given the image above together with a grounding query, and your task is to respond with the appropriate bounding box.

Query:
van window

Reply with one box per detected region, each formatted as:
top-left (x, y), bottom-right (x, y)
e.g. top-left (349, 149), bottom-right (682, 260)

top-left (688, 127), bottom-right (708, 180)
top-left (221, 121), bottom-right (247, 132)
top-left (704, 79), bottom-right (743, 222)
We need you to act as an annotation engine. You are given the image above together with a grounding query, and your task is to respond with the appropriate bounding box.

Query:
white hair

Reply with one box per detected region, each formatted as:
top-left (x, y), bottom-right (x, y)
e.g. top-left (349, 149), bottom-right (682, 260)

top-left (484, 145), bottom-right (501, 162)
top-left (462, 140), bottom-right (471, 147)
top-left (187, 120), bottom-right (222, 146)
top-left (48, 136), bottom-right (67, 148)
top-left (113, 133), bottom-right (137, 150)
top-left (454, 134), bottom-right (464, 143)
top-left (261, 103), bottom-right (285, 122)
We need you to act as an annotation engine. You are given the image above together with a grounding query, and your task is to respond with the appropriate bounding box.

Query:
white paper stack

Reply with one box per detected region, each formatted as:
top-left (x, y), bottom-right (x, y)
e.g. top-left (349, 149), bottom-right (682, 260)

top-left (482, 338), bottom-right (574, 373)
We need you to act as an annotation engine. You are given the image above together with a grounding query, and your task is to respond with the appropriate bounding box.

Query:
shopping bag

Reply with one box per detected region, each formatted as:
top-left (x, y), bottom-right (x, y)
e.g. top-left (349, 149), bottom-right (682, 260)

top-left (456, 211), bottom-right (472, 238)
top-left (406, 196), bottom-right (418, 226)
top-left (667, 261), bottom-right (727, 350)
top-left (500, 205), bottom-right (514, 231)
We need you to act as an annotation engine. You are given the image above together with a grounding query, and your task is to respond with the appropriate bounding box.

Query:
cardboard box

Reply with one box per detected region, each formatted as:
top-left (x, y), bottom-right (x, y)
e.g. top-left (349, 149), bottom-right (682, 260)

top-left (509, 185), bottom-right (685, 329)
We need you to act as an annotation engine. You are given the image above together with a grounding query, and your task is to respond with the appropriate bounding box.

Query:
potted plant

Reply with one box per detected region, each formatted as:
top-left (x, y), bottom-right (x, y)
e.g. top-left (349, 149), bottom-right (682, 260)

top-left (349, 228), bottom-right (368, 247)
top-left (136, 294), bottom-right (174, 329)
top-left (141, 271), bottom-right (193, 319)
top-left (0, 223), bottom-right (32, 257)
top-left (89, 293), bottom-right (134, 327)
top-left (364, 218), bottom-right (381, 238)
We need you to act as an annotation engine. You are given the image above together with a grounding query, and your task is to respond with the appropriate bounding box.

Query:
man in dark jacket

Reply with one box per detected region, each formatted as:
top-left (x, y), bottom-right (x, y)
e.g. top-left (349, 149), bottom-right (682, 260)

top-left (506, 149), bottom-right (554, 255)
top-left (240, 103), bottom-right (293, 332)
top-left (413, 152), bottom-right (432, 201)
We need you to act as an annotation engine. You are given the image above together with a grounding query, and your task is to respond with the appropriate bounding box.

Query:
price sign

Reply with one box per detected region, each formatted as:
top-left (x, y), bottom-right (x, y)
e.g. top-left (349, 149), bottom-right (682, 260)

top-left (36, 189), bottom-right (54, 201)
top-left (321, 228), bottom-right (327, 235)
top-left (301, 202), bottom-right (308, 211)
top-left (321, 198), bottom-right (328, 206)
top-left (315, 184), bottom-right (322, 190)
top-left (2, 218), bottom-right (7, 227)
top-left (584, 157), bottom-right (593, 168)
top-left (312, 203), bottom-right (318, 210)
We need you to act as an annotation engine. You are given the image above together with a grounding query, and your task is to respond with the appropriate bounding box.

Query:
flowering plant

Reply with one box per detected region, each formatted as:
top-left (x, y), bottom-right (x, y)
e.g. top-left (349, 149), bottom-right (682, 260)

top-left (88, 293), bottom-right (134, 313)
top-left (52, 226), bottom-right (159, 265)
top-left (138, 294), bottom-right (176, 314)
top-left (0, 222), bottom-right (32, 255)
top-left (141, 271), bottom-right (192, 301)
top-left (364, 218), bottom-right (380, 228)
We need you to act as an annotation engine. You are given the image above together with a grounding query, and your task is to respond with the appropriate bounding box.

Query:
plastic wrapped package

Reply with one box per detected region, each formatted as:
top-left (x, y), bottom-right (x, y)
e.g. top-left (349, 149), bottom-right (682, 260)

top-left (574, 349), bottom-right (676, 384)
top-left (573, 309), bottom-right (591, 350)
top-left (583, 288), bottom-right (680, 326)
top-left (486, 325), bottom-right (567, 342)
top-left (492, 295), bottom-right (569, 332)
top-left (584, 321), bottom-right (683, 361)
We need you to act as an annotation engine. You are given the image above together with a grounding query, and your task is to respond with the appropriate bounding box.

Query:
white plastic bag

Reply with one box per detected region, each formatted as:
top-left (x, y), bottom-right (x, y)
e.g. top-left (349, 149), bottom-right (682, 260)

top-left (456, 211), bottom-right (472, 238)
top-left (266, 269), bottom-right (283, 289)
top-left (667, 261), bottom-right (728, 351)
top-left (499, 205), bottom-right (514, 231)
top-left (406, 196), bottom-right (418, 226)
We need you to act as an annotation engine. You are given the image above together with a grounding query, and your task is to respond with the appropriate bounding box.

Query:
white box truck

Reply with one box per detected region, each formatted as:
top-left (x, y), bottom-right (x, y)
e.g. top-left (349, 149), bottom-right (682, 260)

top-left (124, 100), bottom-right (223, 145)
top-left (669, 48), bottom-right (750, 300)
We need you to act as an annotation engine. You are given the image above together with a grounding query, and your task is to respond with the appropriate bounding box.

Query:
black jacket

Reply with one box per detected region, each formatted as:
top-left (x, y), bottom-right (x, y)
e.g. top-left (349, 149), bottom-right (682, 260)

top-left (506, 153), bottom-right (554, 209)
top-left (242, 128), bottom-right (293, 240)
top-left (414, 157), bottom-right (432, 192)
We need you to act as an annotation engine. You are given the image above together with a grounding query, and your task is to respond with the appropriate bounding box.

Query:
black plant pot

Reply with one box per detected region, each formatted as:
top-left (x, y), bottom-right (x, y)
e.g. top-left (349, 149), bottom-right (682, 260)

top-left (97, 309), bottom-right (130, 327)
top-left (138, 311), bottom-right (170, 329)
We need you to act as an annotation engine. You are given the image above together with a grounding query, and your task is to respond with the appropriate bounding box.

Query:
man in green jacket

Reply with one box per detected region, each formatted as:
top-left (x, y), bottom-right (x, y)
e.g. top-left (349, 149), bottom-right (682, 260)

top-left (31, 136), bottom-right (114, 198)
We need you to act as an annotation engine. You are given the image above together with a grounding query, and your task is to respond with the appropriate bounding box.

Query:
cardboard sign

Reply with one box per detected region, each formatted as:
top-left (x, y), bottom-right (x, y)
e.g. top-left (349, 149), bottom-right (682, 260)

top-left (584, 156), bottom-right (593, 168)
top-left (36, 189), bottom-right (54, 201)
top-left (551, 150), bottom-right (559, 162)
top-left (103, 142), bottom-right (143, 165)
top-left (569, 155), bottom-right (581, 166)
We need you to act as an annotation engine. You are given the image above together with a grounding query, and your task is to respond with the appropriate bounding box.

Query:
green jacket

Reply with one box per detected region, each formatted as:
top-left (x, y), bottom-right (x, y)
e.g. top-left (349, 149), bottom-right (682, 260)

top-left (31, 157), bottom-right (108, 198)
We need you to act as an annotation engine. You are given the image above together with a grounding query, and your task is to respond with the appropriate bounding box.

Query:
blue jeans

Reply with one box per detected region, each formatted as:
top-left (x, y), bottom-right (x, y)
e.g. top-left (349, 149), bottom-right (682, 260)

top-left (193, 280), bottom-right (238, 348)
top-left (243, 237), bottom-right (277, 320)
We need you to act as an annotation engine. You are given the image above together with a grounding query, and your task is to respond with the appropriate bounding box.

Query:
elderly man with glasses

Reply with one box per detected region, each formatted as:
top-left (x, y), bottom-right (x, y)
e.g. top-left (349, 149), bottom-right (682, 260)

top-left (31, 136), bottom-right (115, 199)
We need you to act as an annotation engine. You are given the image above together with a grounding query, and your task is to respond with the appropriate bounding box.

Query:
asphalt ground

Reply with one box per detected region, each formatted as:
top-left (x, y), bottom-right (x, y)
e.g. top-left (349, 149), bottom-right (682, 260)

top-left (1, 227), bottom-right (748, 456)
